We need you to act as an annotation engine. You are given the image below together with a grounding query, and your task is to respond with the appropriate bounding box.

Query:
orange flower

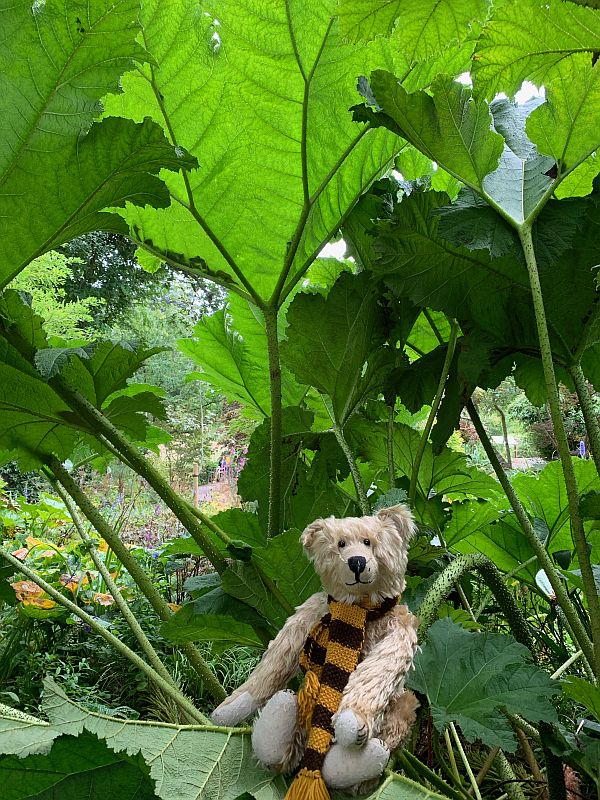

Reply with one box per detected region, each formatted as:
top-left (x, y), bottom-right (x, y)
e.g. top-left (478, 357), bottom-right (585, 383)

top-left (25, 536), bottom-right (48, 549)
top-left (59, 575), bottom-right (79, 594)
top-left (97, 540), bottom-right (109, 553)
top-left (11, 547), bottom-right (29, 560)
top-left (167, 602), bottom-right (182, 613)
top-left (93, 592), bottom-right (115, 606)
top-left (23, 597), bottom-right (57, 609)
top-left (11, 580), bottom-right (43, 601)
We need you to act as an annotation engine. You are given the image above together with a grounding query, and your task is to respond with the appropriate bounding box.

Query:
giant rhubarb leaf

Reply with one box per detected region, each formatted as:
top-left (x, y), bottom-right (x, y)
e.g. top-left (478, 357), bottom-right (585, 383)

top-left (104, 0), bottom-right (404, 304)
top-left (0, 0), bottom-right (193, 288)
top-left (408, 618), bottom-right (559, 750)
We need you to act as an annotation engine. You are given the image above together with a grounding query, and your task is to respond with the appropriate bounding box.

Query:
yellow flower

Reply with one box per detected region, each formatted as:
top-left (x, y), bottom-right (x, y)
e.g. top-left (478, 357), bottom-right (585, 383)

top-left (23, 597), bottom-right (57, 609)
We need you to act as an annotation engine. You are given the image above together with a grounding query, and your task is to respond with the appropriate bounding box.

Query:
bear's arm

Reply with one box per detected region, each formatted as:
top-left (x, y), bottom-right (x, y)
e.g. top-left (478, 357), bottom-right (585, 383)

top-left (211, 591), bottom-right (327, 725)
top-left (334, 606), bottom-right (419, 740)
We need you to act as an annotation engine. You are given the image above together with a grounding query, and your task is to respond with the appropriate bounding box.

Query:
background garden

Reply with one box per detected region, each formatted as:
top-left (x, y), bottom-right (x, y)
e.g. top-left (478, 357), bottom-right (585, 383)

top-left (1, 0), bottom-right (600, 798)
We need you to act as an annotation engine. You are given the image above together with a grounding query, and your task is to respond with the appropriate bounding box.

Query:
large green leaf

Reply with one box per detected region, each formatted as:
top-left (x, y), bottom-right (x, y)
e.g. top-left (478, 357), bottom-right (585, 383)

top-left (104, 0), bottom-right (403, 303)
top-left (451, 514), bottom-right (539, 583)
top-left (481, 99), bottom-right (554, 225)
top-left (0, 297), bottom-right (172, 467)
top-left (338, 0), bottom-right (487, 62)
top-left (161, 609), bottom-right (264, 648)
top-left (0, 349), bottom-right (84, 470)
top-left (472, 0), bottom-right (600, 99)
top-left (563, 676), bottom-right (600, 723)
top-left (371, 185), bottom-right (600, 381)
top-left (251, 528), bottom-right (320, 608)
top-left (407, 618), bottom-right (559, 750)
top-left (0, 0), bottom-right (195, 288)
top-left (0, 706), bottom-right (59, 759)
top-left (281, 272), bottom-right (385, 425)
top-left (39, 679), bottom-right (286, 800)
top-left (527, 56), bottom-right (600, 180)
top-left (443, 500), bottom-right (505, 548)
top-left (0, 687), bottom-right (448, 800)
top-left (367, 73), bottom-right (503, 193)
top-left (0, 732), bottom-right (156, 800)
top-left (179, 295), bottom-right (305, 418)
top-left (372, 189), bottom-right (529, 338)
top-left (513, 459), bottom-right (600, 557)
top-left (348, 416), bottom-right (501, 505)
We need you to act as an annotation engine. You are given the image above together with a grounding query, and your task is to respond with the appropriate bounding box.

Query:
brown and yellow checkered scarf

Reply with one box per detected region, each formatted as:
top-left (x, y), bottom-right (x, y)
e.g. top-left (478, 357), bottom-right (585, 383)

top-left (284, 595), bottom-right (398, 800)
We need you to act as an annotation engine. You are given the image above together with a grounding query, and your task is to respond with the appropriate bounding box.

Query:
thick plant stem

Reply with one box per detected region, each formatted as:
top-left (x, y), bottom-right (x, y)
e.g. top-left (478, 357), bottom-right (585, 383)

top-left (0, 547), bottom-right (209, 724)
top-left (55, 484), bottom-right (177, 689)
top-left (48, 459), bottom-right (226, 702)
top-left (418, 554), bottom-right (533, 650)
top-left (333, 423), bottom-right (370, 514)
top-left (444, 728), bottom-right (462, 785)
top-left (519, 225), bottom-right (600, 679)
top-left (387, 404), bottom-right (395, 490)
top-left (450, 722), bottom-right (482, 800)
top-left (48, 376), bottom-right (228, 574)
top-left (398, 750), bottom-right (468, 800)
top-left (408, 320), bottom-right (459, 507)
top-left (467, 400), bottom-right (594, 668)
top-left (569, 362), bottom-right (600, 478)
top-left (471, 746), bottom-right (500, 793)
top-left (514, 726), bottom-right (546, 793)
top-left (495, 752), bottom-right (527, 800)
top-left (264, 306), bottom-right (282, 537)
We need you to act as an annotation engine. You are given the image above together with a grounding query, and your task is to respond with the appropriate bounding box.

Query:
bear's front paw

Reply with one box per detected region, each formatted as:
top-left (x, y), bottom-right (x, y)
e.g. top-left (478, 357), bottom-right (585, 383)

top-left (334, 709), bottom-right (369, 747)
top-left (211, 690), bottom-right (259, 726)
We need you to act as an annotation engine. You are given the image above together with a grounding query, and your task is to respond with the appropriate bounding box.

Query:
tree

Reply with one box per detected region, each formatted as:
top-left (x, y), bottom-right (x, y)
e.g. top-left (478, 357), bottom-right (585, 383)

top-left (10, 252), bottom-right (101, 340)
top-left (61, 233), bottom-right (168, 328)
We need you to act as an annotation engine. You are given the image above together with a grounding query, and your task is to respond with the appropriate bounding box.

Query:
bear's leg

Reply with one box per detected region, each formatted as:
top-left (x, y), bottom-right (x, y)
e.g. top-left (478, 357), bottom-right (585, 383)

top-left (251, 690), bottom-right (304, 773)
top-left (321, 738), bottom-right (390, 791)
top-left (377, 690), bottom-right (419, 751)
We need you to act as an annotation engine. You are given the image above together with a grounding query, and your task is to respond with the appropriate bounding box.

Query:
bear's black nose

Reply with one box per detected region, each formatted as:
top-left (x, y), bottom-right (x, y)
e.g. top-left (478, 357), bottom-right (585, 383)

top-left (348, 555), bottom-right (366, 575)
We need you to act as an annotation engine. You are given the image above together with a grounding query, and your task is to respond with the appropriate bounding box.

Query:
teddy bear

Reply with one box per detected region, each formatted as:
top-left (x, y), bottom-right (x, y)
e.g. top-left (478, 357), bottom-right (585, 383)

top-left (211, 504), bottom-right (420, 797)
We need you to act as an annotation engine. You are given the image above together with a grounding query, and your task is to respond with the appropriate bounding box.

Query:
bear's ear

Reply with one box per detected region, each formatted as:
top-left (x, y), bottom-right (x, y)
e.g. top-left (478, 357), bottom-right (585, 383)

top-left (376, 504), bottom-right (416, 544)
top-left (301, 519), bottom-right (324, 554)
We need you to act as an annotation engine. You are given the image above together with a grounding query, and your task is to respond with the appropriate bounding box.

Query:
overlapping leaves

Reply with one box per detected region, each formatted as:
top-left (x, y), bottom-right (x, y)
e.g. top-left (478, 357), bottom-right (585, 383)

top-left (105, 0), bottom-right (403, 303)
top-left (0, 294), bottom-right (167, 469)
top-left (408, 619), bottom-right (560, 750)
top-left (0, 0), bottom-right (194, 289)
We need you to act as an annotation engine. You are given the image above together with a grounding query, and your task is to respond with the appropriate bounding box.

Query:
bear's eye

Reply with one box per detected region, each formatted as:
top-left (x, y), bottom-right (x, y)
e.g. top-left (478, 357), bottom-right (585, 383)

top-left (337, 539), bottom-right (346, 549)
top-left (363, 538), bottom-right (371, 547)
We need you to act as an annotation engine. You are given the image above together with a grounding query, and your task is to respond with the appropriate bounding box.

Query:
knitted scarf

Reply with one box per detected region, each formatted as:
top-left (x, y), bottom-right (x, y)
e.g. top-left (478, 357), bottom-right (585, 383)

top-left (284, 595), bottom-right (398, 800)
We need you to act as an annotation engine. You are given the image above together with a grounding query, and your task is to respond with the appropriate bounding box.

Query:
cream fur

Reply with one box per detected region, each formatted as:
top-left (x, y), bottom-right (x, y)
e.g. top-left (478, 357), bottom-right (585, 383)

top-left (210, 504), bottom-right (420, 795)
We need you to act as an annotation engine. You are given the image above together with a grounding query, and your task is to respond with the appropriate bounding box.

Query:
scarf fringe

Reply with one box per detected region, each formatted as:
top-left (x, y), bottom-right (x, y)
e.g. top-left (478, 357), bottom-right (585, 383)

top-left (285, 768), bottom-right (330, 800)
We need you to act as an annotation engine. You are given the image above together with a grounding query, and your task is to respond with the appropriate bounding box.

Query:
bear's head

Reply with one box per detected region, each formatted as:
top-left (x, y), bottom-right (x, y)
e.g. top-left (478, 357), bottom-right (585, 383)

top-left (301, 504), bottom-right (416, 603)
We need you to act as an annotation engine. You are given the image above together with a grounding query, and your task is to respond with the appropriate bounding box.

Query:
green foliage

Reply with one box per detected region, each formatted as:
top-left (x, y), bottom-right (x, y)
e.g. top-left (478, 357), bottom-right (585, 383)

top-left (104, 0), bottom-right (403, 305)
top-left (0, 732), bottom-right (156, 800)
top-left (408, 618), bottom-right (560, 750)
top-left (5, 0), bottom-right (600, 794)
top-left (62, 233), bottom-right (168, 329)
top-left (563, 676), bottom-right (600, 723)
top-left (282, 272), bottom-right (387, 425)
top-left (180, 293), bottom-right (305, 418)
top-left (0, 0), bottom-right (194, 290)
top-left (10, 253), bottom-right (102, 340)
